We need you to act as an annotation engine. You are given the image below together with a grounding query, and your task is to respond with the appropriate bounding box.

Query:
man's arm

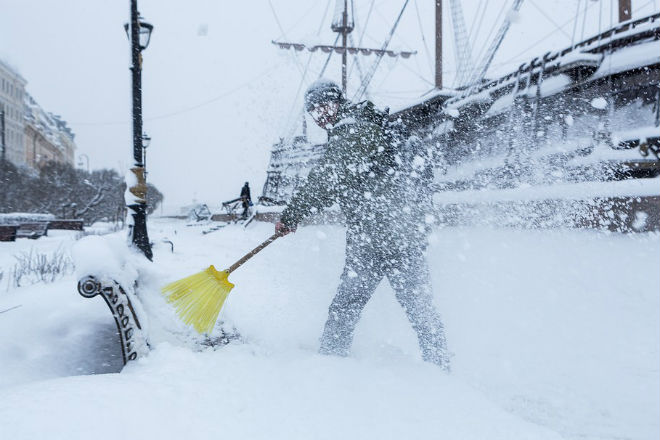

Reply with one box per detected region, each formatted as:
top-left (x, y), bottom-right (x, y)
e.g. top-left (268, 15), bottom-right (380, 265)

top-left (279, 161), bottom-right (336, 230)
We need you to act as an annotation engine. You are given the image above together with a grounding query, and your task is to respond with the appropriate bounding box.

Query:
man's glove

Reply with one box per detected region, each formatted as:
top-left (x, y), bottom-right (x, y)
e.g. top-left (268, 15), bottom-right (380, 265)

top-left (275, 221), bottom-right (296, 235)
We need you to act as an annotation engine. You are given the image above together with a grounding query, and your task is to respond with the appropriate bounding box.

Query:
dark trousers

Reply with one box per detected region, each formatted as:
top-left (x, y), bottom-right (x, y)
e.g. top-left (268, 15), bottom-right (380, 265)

top-left (241, 197), bottom-right (249, 218)
top-left (319, 228), bottom-right (449, 369)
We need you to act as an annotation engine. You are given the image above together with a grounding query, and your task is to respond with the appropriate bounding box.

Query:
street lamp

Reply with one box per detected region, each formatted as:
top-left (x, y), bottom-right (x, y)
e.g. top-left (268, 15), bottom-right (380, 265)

top-left (124, 19), bottom-right (153, 50)
top-left (141, 132), bottom-right (151, 174)
top-left (78, 153), bottom-right (90, 172)
top-left (141, 133), bottom-right (151, 148)
top-left (125, 0), bottom-right (154, 261)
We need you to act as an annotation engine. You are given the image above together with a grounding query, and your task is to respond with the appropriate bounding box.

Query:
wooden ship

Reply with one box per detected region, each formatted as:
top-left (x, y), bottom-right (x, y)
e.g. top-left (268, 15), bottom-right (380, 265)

top-left (259, 0), bottom-right (659, 231)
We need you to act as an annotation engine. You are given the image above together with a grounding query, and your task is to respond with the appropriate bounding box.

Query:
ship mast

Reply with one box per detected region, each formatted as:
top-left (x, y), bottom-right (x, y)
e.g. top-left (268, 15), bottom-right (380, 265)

top-left (272, 0), bottom-right (416, 97)
top-left (331, 0), bottom-right (354, 93)
top-left (619, 0), bottom-right (631, 22)
top-left (435, 0), bottom-right (443, 89)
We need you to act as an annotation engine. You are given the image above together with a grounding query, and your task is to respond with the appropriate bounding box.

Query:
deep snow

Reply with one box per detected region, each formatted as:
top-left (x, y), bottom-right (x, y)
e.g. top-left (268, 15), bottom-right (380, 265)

top-left (0, 219), bottom-right (658, 440)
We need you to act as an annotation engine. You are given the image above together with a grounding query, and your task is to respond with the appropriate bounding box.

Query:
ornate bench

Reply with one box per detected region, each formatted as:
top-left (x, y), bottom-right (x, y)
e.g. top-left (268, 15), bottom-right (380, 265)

top-left (77, 276), bottom-right (149, 365)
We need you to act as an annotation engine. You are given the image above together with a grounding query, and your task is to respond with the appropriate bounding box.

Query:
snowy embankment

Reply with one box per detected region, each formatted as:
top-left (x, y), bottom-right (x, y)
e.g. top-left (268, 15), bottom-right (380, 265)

top-left (435, 177), bottom-right (660, 203)
top-left (0, 220), bottom-right (658, 440)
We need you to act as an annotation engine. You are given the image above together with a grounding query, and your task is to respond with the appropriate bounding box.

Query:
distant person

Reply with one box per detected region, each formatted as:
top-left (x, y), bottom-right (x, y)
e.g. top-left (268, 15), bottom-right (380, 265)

top-left (240, 182), bottom-right (251, 219)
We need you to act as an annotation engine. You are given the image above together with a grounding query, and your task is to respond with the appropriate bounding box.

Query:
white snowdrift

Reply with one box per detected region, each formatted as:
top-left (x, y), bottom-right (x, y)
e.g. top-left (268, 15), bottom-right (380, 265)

top-left (0, 220), bottom-right (657, 440)
top-left (0, 342), bottom-right (561, 440)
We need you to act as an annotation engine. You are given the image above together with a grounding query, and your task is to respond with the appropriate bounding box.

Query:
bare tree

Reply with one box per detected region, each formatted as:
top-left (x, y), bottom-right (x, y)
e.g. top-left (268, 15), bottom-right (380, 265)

top-left (1, 161), bottom-right (163, 225)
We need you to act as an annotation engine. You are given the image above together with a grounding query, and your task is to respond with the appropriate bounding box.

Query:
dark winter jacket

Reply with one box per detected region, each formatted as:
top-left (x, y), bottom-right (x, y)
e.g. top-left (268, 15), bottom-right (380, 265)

top-left (240, 184), bottom-right (251, 202)
top-left (280, 100), bottom-right (427, 246)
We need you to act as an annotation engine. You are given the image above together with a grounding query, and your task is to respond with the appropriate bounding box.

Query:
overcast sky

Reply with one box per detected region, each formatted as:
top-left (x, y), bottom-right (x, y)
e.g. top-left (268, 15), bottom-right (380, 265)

top-left (1, 0), bottom-right (657, 211)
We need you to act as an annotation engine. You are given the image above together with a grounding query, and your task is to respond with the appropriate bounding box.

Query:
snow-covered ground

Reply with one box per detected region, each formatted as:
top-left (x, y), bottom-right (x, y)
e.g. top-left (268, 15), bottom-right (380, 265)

top-left (0, 219), bottom-right (658, 440)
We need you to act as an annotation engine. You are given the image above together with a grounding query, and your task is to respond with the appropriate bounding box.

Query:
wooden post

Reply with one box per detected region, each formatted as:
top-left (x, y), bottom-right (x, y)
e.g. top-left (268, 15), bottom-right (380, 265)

top-left (619, 0), bottom-right (631, 22)
top-left (0, 110), bottom-right (5, 162)
top-left (435, 0), bottom-right (442, 89)
top-left (342, 0), bottom-right (348, 93)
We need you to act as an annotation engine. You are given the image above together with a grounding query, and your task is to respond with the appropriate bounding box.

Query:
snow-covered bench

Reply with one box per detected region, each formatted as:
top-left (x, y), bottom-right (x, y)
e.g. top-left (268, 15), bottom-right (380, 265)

top-left (16, 222), bottom-right (49, 239)
top-left (48, 219), bottom-right (84, 231)
top-left (74, 236), bottom-right (150, 367)
top-left (0, 225), bottom-right (18, 242)
top-left (78, 276), bottom-right (147, 365)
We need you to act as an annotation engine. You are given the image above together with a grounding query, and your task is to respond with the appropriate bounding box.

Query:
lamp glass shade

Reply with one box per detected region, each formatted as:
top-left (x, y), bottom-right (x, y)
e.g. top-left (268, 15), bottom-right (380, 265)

top-left (138, 21), bottom-right (153, 50)
top-left (142, 134), bottom-right (151, 148)
top-left (123, 20), bottom-right (153, 50)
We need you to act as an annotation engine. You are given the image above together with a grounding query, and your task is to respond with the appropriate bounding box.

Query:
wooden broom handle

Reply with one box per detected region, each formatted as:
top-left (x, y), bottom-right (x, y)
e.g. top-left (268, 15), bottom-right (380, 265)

top-left (226, 231), bottom-right (284, 274)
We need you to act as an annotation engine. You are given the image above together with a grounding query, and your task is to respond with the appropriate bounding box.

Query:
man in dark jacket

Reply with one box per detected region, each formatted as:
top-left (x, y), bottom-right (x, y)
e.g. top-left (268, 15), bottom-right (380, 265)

top-left (276, 79), bottom-right (449, 370)
top-left (240, 182), bottom-right (251, 219)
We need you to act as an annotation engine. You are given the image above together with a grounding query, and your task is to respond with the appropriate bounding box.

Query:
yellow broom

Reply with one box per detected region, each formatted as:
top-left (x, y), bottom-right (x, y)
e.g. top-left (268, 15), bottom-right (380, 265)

top-left (161, 231), bottom-right (284, 334)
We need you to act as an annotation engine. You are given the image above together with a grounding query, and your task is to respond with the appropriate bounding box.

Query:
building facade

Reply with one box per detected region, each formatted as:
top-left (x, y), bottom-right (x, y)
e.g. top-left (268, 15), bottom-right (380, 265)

top-left (1, 58), bottom-right (76, 171)
top-left (0, 59), bottom-right (27, 165)
top-left (24, 94), bottom-right (76, 168)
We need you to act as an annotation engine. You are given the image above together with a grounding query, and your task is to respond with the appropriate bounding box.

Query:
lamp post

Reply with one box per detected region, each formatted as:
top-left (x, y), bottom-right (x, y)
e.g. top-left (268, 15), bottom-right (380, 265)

top-left (125, 0), bottom-right (153, 261)
top-left (0, 110), bottom-right (5, 162)
top-left (78, 153), bottom-right (90, 172)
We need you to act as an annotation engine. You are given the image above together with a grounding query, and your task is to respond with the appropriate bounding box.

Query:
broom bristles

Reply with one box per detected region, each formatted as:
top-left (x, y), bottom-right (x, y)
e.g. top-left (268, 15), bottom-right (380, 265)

top-left (161, 265), bottom-right (235, 334)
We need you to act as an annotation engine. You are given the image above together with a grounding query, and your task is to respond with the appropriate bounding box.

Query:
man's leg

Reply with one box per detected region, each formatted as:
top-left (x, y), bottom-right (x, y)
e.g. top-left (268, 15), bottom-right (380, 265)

top-left (387, 246), bottom-right (450, 370)
top-left (241, 198), bottom-right (248, 218)
top-left (319, 234), bottom-right (383, 357)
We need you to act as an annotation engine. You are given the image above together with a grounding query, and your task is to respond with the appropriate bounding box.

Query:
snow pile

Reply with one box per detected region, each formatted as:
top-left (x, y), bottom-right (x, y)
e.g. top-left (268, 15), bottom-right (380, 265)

top-left (0, 342), bottom-right (562, 440)
top-left (590, 97), bottom-right (608, 110)
top-left (72, 234), bottom-right (144, 287)
top-left (0, 220), bottom-right (658, 440)
top-left (0, 212), bottom-right (55, 223)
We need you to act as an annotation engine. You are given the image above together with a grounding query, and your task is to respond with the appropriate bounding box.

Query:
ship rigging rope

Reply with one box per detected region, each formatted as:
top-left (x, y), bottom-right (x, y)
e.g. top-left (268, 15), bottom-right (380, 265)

top-left (375, 56), bottom-right (401, 91)
top-left (468, 0), bottom-right (486, 44)
top-left (493, 0), bottom-right (657, 78)
top-left (347, 0), bottom-right (374, 96)
top-left (319, 33), bottom-right (341, 77)
top-left (268, 0), bottom-right (305, 76)
top-left (348, 33), bottom-right (369, 98)
top-left (316, 0), bottom-right (333, 35)
top-left (527, 0), bottom-right (571, 39)
top-left (281, 0), bottom-right (334, 140)
top-left (469, 0), bottom-right (509, 80)
top-left (570, 0), bottom-right (582, 48)
top-left (413, 0), bottom-right (434, 79)
top-left (503, 0), bottom-right (660, 68)
top-left (71, 62), bottom-right (285, 126)
top-left (357, 0), bottom-right (377, 47)
top-left (472, 0), bottom-right (489, 43)
top-left (283, 33), bottom-right (339, 141)
top-left (500, 0), bottom-right (606, 67)
top-left (464, 0), bottom-right (489, 84)
top-left (478, 0), bottom-right (657, 97)
top-left (397, 58), bottom-right (436, 86)
top-left (273, 0), bottom-right (328, 41)
top-left (282, 52), bottom-right (314, 140)
top-left (580, 0), bottom-right (589, 42)
top-left (597, 0), bottom-right (603, 41)
top-left (353, 0), bottom-right (411, 101)
top-left (467, 0), bottom-right (526, 88)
